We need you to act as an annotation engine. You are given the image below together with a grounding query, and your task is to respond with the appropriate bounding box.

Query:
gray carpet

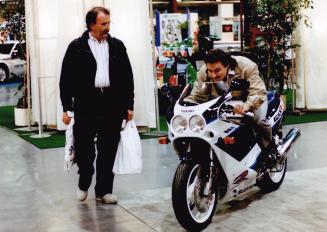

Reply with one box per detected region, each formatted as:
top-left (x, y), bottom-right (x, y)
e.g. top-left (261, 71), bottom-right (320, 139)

top-left (118, 167), bottom-right (327, 232)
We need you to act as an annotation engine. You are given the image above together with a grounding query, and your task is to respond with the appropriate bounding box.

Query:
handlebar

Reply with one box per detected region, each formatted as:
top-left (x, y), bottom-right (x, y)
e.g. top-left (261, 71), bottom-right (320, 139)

top-left (243, 111), bottom-right (254, 118)
top-left (219, 105), bottom-right (255, 125)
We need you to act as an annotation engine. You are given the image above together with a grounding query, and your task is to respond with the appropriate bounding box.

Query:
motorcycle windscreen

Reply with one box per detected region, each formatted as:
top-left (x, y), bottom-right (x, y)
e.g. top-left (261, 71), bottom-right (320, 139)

top-left (179, 82), bottom-right (228, 106)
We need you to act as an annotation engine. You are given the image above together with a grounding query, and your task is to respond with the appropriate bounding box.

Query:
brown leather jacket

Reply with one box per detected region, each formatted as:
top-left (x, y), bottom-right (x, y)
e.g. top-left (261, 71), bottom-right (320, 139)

top-left (185, 56), bottom-right (267, 111)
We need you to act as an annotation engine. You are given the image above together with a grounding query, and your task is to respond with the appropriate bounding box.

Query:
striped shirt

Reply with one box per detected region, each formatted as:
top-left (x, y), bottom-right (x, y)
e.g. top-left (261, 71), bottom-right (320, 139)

top-left (88, 33), bottom-right (110, 88)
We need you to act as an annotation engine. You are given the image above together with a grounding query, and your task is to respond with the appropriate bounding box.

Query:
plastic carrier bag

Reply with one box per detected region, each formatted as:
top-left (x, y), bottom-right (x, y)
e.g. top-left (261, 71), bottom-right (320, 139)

top-left (113, 120), bottom-right (142, 174)
top-left (64, 112), bottom-right (75, 171)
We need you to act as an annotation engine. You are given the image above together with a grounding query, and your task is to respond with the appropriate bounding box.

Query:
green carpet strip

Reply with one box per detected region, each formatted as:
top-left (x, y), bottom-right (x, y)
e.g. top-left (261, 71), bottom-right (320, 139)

top-left (1, 105), bottom-right (327, 149)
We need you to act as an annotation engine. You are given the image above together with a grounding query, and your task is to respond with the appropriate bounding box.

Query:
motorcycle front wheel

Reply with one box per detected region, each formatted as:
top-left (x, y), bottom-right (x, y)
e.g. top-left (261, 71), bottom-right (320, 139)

top-left (172, 162), bottom-right (218, 231)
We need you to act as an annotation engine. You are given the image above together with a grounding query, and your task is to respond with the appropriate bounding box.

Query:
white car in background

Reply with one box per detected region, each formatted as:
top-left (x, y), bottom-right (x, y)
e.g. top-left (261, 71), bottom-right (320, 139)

top-left (0, 41), bottom-right (26, 82)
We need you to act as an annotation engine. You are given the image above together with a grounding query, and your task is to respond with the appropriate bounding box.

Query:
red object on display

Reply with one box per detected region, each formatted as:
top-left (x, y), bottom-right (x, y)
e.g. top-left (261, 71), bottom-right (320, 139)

top-left (157, 63), bottom-right (165, 69)
top-left (169, 75), bottom-right (178, 86)
top-left (158, 137), bottom-right (170, 144)
top-left (222, 24), bottom-right (233, 32)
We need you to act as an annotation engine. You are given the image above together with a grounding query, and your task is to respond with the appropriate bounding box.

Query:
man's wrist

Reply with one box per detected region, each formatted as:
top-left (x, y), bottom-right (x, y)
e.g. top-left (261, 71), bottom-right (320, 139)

top-left (242, 103), bottom-right (251, 112)
top-left (64, 111), bottom-right (74, 117)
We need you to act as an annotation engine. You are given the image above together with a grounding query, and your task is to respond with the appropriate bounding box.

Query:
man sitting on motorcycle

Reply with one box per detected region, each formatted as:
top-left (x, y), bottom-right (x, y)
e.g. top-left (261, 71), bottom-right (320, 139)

top-left (185, 48), bottom-right (276, 166)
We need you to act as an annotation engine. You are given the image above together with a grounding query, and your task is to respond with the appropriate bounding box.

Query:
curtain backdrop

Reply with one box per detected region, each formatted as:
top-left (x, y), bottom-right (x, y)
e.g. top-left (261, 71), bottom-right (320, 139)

top-left (25, 0), bottom-right (156, 130)
top-left (106, 0), bottom-right (156, 128)
top-left (296, 0), bottom-right (327, 109)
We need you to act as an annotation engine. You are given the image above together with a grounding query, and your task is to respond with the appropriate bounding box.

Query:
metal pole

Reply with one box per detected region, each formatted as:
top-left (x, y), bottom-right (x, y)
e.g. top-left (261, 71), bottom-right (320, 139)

top-left (240, 0), bottom-right (244, 51)
top-left (29, 0), bottom-right (50, 138)
top-left (35, 0), bottom-right (43, 136)
top-left (36, 74), bottom-right (43, 136)
top-left (24, 1), bottom-right (31, 130)
top-left (14, 0), bottom-right (38, 132)
top-left (150, 0), bottom-right (161, 132)
top-left (26, 35), bottom-right (31, 130)
top-left (291, 34), bottom-right (295, 111)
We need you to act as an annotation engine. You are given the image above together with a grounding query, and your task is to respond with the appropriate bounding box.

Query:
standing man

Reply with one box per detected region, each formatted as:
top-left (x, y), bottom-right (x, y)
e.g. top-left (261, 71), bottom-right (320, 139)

top-left (60, 7), bottom-right (134, 204)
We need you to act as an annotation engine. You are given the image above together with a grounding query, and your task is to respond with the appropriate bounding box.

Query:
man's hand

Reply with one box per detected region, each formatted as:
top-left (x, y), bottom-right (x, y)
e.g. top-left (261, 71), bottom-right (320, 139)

top-left (233, 104), bottom-right (248, 114)
top-left (127, 110), bottom-right (134, 121)
top-left (62, 112), bottom-right (71, 125)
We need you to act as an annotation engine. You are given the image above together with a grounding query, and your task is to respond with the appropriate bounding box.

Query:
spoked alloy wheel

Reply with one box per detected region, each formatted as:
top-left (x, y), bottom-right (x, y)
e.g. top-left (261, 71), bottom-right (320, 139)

top-left (172, 162), bottom-right (218, 231)
top-left (257, 157), bottom-right (287, 192)
top-left (269, 157), bottom-right (286, 183)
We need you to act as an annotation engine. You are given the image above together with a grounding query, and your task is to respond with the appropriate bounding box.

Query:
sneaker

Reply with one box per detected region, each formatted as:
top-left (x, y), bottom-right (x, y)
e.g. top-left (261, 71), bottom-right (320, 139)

top-left (96, 194), bottom-right (118, 204)
top-left (76, 188), bottom-right (88, 201)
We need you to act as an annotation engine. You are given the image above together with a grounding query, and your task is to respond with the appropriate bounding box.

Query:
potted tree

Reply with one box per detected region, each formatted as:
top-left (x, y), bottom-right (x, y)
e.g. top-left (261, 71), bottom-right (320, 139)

top-left (14, 69), bottom-right (31, 126)
top-left (250, 0), bottom-right (313, 109)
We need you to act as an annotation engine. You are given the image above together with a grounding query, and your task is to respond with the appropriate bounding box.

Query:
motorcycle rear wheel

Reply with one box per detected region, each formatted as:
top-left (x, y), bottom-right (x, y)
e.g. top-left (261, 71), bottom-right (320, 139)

top-left (172, 162), bottom-right (218, 231)
top-left (257, 158), bottom-right (287, 193)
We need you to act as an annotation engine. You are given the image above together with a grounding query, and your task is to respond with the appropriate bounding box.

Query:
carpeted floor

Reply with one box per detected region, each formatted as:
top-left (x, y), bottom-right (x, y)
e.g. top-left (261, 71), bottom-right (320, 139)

top-left (118, 167), bottom-right (327, 232)
top-left (0, 106), bottom-right (166, 149)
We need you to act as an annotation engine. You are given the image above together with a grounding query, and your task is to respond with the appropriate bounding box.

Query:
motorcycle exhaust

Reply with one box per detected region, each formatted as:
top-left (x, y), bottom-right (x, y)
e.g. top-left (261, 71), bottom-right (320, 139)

top-left (278, 128), bottom-right (301, 157)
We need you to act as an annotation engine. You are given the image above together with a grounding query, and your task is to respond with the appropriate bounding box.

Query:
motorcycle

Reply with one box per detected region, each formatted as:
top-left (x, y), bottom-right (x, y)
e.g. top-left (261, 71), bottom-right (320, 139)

top-left (168, 80), bottom-right (300, 231)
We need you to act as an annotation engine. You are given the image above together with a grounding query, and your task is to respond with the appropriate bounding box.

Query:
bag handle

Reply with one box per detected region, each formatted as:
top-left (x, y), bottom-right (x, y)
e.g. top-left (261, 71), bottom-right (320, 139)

top-left (121, 119), bottom-right (136, 130)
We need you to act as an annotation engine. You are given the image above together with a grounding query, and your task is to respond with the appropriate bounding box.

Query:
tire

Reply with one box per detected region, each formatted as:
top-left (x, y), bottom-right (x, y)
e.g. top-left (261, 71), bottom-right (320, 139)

top-left (0, 65), bottom-right (9, 82)
top-left (172, 162), bottom-right (218, 231)
top-left (257, 158), bottom-right (287, 193)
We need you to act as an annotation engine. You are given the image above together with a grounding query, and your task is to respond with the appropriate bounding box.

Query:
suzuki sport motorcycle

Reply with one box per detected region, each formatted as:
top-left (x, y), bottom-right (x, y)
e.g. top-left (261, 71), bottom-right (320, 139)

top-left (168, 80), bottom-right (300, 231)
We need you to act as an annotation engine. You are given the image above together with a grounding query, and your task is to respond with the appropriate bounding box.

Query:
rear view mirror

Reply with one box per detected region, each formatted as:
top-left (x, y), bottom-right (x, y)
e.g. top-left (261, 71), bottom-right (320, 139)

top-left (229, 79), bottom-right (250, 91)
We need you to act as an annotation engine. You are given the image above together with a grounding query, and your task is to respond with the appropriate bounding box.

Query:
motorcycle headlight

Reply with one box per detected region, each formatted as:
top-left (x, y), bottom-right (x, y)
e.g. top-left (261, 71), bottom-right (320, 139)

top-left (172, 116), bottom-right (187, 133)
top-left (189, 115), bottom-right (205, 133)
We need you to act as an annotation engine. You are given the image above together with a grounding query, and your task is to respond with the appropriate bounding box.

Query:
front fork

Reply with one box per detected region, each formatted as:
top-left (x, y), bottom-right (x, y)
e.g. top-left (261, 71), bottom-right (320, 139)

top-left (202, 148), bottom-right (215, 197)
top-left (179, 142), bottom-right (217, 197)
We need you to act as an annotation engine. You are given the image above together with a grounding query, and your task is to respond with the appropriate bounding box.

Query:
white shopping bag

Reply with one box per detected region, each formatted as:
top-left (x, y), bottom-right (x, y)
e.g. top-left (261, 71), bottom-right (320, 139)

top-left (64, 112), bottom-right (75, 171)
top-left (113, 120), bottom-right (142, 174)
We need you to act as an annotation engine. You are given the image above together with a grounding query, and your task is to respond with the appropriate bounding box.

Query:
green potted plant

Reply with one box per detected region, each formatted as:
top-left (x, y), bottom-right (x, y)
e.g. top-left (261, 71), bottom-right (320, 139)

top-left (250, 0), bottom-right (313, 100)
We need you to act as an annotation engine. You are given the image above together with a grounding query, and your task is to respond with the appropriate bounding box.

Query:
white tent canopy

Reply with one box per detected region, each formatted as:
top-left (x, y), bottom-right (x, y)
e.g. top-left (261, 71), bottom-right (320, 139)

top-left (25, 0), bottom-right (156, 130)
top-left (295, 0), bottom-right (327, 109)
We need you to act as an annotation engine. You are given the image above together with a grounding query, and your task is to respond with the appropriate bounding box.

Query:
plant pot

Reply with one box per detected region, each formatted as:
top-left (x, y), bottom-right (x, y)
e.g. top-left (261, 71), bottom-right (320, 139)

top-left (14, 107), bottom-right (32, 126)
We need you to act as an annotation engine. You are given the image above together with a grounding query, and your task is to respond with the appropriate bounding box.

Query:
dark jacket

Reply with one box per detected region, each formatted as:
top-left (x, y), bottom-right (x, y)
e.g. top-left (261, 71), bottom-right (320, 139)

top-left (59, 30), bottom-right (134, 118)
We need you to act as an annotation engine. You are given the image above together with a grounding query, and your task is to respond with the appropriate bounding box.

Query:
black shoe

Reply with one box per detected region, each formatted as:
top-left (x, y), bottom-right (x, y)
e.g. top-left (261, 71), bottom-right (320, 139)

top-left (258, 143), bottom-right (277, 169)
top-left (264, 144), bottom-right (278, 168)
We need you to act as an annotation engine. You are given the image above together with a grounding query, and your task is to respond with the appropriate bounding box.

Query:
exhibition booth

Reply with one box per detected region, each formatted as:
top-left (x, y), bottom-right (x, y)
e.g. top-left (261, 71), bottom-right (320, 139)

top-left (18, 0), bottom-right (327, 133)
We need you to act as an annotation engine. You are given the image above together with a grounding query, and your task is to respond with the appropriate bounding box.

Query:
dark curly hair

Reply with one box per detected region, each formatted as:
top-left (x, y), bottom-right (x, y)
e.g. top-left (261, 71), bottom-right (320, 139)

top-left (205, 48), bottom-right (237, 69)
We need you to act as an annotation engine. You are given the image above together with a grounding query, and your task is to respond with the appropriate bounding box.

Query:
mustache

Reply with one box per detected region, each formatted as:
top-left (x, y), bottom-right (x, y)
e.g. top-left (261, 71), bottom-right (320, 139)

top-left (103, 30), bottom-right (109, 34)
